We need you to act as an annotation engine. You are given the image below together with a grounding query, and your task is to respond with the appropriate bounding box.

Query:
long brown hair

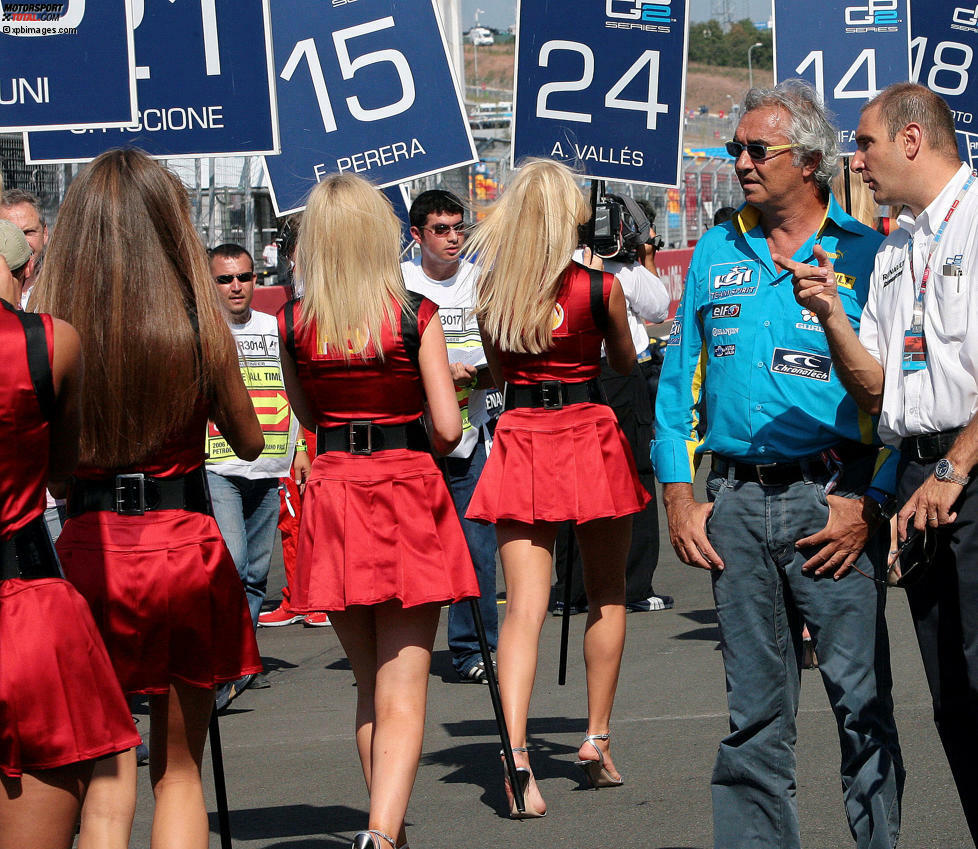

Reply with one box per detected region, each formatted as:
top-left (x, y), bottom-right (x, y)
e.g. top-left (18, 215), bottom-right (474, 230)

top-left (35, 148), bottom-right (236, 467)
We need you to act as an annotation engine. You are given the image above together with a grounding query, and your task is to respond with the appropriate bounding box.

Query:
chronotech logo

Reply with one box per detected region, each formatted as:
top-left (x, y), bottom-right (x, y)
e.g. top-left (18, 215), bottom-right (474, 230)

top-left (770, 348), bottom-right (832, 381)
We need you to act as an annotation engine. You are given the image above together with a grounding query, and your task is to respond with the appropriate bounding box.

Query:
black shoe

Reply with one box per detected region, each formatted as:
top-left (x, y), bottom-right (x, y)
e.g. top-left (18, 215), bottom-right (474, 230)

top-left (552, 600), bottom-right (588, 616)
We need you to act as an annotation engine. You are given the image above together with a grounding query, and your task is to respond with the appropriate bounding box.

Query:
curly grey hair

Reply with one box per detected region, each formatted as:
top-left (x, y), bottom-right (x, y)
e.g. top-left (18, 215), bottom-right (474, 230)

top-left (743, 79), bottom-right (839, 193)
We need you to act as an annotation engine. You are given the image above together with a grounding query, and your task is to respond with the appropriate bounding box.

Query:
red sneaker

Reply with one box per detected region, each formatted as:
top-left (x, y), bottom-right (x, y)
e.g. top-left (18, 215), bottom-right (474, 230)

top-left (258, 605), bottom-right (304, 627)
top-left (302, 612), bottom-right (332, 627)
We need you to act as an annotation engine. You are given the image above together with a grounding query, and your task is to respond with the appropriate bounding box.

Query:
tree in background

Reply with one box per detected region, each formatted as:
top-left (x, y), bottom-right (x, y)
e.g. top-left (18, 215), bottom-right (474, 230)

top-left (689, 19), bottom-right (772, 69)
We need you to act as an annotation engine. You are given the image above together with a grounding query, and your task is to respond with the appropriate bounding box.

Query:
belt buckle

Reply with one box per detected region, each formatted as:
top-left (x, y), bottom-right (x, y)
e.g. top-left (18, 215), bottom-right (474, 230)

top-left (540, 381), bottom-right (564, 410)
top-left (913, 436), bottom-right (929, 461)
top-left (115, 473), bottom-right (146, 515)
top-left (754, 463), bottom-right (780, 487)
top-left (348, 421), bottom-right (373, 455)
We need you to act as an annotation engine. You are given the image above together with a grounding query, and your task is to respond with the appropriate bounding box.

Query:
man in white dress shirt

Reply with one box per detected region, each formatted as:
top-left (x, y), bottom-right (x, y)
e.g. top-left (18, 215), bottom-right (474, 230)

top-left (785, 82), bottom-right (978, 841)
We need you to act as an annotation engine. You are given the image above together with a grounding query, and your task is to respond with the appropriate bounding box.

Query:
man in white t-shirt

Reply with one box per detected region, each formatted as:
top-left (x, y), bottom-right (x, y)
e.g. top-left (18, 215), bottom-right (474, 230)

top-left (207, 244), bottom-right (310, 705)
top-left (402, 190), bottom-right (501, 683)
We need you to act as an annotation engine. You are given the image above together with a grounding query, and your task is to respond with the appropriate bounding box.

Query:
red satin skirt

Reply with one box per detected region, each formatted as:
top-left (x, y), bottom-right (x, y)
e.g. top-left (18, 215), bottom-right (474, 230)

top-left (0, 578), bottom-right (141, 778)
top-left (57, 510), bottom-right (262, 695)
top-left (292, 449), bottom-right (479, 612)
top-left (466, 403), bottom-right (651, 524)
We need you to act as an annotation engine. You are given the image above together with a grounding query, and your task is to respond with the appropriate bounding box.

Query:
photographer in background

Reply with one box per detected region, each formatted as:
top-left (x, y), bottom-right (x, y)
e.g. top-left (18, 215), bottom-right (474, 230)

top-left (554, 194), bottom-right (673, 615)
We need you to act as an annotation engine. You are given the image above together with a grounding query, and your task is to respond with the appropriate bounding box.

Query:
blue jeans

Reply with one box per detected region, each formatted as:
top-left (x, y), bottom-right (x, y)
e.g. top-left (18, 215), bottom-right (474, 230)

top-left (444, 436), bottom-right (499, 674)
top-left (207, 473), bottom-right (280, 630)
top-left (705, 458), bottom-right (903, 849)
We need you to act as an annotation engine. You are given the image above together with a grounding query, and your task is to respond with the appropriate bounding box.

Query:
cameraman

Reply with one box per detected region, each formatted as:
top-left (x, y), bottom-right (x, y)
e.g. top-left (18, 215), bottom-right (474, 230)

top-left (555, 199), bottom-right (672, 613)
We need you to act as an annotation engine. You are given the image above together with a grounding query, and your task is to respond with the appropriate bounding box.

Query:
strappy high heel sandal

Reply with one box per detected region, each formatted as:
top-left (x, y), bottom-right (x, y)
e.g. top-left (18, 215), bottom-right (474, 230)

top-left (575, 733), bottom-right (624, 788)
top-left (501, 747), bottom-right (547, 819)
top-left (352, 830), bottom-right (397, 849)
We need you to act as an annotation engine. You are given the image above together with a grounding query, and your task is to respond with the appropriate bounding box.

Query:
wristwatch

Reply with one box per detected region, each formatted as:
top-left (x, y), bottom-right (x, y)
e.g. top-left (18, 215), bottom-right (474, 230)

top-left (935, 458), bottom-right (970, 486)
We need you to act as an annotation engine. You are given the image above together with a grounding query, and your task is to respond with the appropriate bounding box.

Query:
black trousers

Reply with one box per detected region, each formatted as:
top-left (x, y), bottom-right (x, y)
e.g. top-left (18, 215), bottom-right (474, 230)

top-left (554, 357), bottom-right (660, 606)
top-left (899, 456), bottom-right (978, 843)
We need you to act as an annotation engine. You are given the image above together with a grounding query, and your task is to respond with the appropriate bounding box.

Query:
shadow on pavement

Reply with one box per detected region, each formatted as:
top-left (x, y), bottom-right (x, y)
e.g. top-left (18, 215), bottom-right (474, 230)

top-left (211, 803), bottom-right (363, 844)
top-left (672, 608), bottom-right (720, 644)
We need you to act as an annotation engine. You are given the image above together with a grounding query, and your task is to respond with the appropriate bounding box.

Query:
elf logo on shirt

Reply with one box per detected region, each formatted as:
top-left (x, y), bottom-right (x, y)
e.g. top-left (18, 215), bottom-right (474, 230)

top-left (552, 303), bottom-right (566, 330)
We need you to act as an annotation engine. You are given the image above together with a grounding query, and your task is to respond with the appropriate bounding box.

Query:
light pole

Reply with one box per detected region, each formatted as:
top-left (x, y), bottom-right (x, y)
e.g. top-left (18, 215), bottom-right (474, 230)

top-left (473, 7), bottom-right (485, 96)
top-left (748, 41), bottom-right (763, 91)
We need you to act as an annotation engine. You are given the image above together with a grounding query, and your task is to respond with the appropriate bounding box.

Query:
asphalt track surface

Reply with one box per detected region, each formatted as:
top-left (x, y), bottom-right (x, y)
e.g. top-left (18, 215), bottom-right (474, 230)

top-left (127, 476), bottom-right (973, 849)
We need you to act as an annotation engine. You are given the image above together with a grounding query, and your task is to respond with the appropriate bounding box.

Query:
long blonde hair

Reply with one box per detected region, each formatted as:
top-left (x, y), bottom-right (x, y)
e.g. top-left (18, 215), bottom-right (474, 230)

top-left (294, 173), bottom-right (409, 361)
top-left (34, 148), bottom-right (236, 467)
top-left (467, 158), bottom-right (589, 353)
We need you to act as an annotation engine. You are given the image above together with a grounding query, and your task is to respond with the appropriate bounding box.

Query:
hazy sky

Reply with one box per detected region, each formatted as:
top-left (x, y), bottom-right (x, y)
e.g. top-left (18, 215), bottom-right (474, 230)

top-left (463, 0), bottom-right (774, 31)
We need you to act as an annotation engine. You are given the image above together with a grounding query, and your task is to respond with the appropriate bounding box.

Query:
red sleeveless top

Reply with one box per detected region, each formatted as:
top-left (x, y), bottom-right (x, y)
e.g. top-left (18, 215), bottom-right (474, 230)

top-left (280, 296), bottom-right (438, 427)
top-left (495, 263), bottom-right (612, 384)
top-left (0, 302), bottom-right (53, 538)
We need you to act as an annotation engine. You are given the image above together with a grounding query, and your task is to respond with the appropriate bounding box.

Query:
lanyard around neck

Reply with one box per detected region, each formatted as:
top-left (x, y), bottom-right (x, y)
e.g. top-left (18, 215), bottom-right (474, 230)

top-left (908, 170), bottom-right (977, 329)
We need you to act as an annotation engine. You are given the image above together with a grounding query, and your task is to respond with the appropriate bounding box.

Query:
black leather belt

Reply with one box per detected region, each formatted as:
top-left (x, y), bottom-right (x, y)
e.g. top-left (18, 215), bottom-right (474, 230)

top-left (316, 418), bottom-right (429, 455)
top-left (503, 378), bottom-right (605, 411)
top-left (67, 467), bottom-right (211, 517)
top-left (0, 515), bottom-right (62, 581)
top-left (711, 440), bottom-right (877, 487)
top-left (903, 428), bottom-right (964, 462)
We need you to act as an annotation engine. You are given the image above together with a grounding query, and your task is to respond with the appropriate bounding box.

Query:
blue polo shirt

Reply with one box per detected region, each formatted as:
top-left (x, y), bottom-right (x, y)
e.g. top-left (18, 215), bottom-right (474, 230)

top-left (652, 195), bottom-right (897, 491)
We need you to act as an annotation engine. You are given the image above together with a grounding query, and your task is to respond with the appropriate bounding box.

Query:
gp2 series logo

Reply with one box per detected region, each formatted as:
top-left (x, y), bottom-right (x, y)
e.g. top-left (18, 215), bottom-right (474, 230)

top-left (844, 0), bottom-right (898, 26)
top-left (954, 4), bottom-right (978, 27)
top-left (606, 0), bottom-right (671, 23)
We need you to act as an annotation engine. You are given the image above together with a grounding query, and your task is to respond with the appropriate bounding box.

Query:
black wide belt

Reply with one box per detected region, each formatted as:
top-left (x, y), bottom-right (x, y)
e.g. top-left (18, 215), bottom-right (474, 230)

top-left (316, 418), bottom-right (430, 455)
top-left (712, 441), bottom-right (878, 487)
top-left (0, 515), bottom-right (62, 581)
top-left (902, 428), bottom-right (964, 462)
top-left (67, 467), bottom-right (211, 517)
top-left (503, 378), bottom-right (605, 411)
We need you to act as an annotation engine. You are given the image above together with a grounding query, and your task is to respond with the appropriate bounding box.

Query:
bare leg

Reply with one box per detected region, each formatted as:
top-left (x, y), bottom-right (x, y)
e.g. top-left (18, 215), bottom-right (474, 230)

top-left (148, 682), bottom-right (215, 849)
top-left (495, 519), bottom-right (558, 814)
top-left (77, 750), bottom-right (137, 849)
top-left (331, 601), bottom-right (441, 847)
top-left (0, 762), bottom-right (92, 849)
top-left (574, 515), bottom-right (631, 780)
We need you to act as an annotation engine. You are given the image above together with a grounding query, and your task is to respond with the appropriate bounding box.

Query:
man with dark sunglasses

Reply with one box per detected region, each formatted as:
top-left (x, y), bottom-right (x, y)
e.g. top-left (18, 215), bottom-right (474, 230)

top-left (654, 80), bottom-right (903, 849)
top-left (206, 243), bottom-right (310, 708)
top-left (787, 82), bottom-right (978, 843)
top-left (402, 189), bottom-right (501, 684)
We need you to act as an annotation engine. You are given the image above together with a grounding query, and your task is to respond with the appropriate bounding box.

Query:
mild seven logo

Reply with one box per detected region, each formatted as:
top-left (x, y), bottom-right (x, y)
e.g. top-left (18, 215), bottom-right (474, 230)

top-left (709, 261), bottom-right (759, 300)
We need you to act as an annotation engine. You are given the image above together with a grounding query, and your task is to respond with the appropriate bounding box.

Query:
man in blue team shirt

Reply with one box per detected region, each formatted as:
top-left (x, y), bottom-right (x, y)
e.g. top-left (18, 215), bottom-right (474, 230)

top-left (653, 81), bottom-right (903, 849)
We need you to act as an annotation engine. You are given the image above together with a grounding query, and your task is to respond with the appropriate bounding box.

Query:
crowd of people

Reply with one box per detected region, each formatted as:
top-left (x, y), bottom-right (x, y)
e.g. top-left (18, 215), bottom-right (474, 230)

top-left (1, 78), bottom-right (977, 849)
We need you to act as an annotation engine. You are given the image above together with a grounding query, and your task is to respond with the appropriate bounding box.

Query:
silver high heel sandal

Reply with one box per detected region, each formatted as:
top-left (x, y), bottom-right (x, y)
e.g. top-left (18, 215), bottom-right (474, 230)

top-left (501, 746), bottom-right (547, 819)
top-left (575, 733), bottom-right (624, 788)
top-left (352, 830), bottom-right (397, 849)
